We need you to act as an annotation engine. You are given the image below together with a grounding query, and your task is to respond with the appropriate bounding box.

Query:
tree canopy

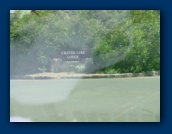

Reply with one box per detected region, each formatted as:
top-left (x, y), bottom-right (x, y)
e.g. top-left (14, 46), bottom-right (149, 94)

top-left (10, 10), bottom-right (160, 75)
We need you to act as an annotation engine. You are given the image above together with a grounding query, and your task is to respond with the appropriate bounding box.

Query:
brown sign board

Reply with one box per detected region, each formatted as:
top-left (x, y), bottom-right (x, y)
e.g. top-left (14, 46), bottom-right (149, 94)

top-left (54, 49), bottom-right (91, 61)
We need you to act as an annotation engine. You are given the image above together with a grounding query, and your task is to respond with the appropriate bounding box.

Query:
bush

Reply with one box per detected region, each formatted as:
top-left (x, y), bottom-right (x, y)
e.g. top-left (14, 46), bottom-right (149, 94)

top-left (84, 58), bottom-right (96, 73)
top-left (75, 64), bottom-right (85, 73)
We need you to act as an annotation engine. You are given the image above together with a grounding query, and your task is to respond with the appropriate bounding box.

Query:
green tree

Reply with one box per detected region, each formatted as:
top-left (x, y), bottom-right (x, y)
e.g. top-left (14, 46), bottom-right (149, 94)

top-left (93, 10), bottom-right (160, 73)
top-left (10, 10), bottom-right (160, 75)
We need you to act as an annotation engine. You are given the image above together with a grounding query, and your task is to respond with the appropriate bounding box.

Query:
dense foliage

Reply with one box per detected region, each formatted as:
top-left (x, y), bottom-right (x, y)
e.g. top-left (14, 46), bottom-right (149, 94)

top-left (10, 10), bottom-right (160, 75)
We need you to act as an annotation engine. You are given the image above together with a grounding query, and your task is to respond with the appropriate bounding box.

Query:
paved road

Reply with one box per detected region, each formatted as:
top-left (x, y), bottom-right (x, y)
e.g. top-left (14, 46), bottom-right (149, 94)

top-left (10, 77), bottom-right (160, 122)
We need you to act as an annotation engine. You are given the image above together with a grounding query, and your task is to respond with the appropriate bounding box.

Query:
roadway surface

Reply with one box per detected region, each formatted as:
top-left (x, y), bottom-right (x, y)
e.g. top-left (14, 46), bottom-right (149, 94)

top-left (10, 76), bottom-right (160, 122)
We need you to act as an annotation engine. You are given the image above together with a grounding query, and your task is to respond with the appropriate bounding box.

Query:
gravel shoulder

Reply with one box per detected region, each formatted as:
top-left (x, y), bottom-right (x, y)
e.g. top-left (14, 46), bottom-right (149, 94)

top-left (10, 71), bottom-right (160, 80)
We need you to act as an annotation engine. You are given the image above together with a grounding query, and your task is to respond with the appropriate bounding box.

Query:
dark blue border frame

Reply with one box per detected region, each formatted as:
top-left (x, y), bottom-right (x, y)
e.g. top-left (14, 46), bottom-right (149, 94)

top-left (1, 0), bottom-right (172, 134)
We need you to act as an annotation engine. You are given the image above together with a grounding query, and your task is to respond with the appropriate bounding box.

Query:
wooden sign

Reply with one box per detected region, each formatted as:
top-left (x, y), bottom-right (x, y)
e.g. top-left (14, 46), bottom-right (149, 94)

top-left (55, 49), bottom-right (91, 61)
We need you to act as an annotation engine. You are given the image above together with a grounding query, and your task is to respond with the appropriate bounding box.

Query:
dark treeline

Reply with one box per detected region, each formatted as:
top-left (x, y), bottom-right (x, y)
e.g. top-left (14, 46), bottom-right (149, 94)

top-left (10, 10), bottom-right (160, 75)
